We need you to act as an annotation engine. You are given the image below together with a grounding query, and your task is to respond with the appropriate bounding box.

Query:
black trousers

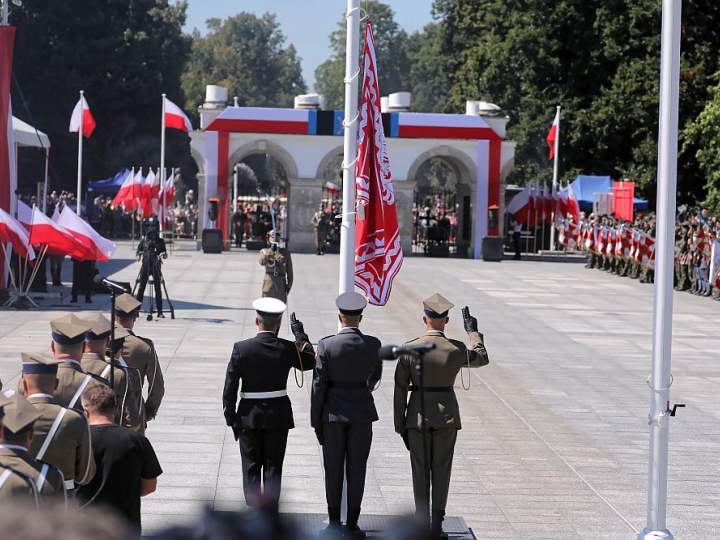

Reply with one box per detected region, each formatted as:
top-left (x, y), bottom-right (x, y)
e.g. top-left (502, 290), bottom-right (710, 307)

top-left (239, 428), bottom-right (289, 507)
top-left (49, 255), bottom-right (64, 285)
top-left (322, 422), bottom-right (372, 512)
top-left (71, 259), bottom-right (93, 301)
top-left (513, 231), bottom-right (521, 258)
top-left (136, 262), bottom-right (163, 312)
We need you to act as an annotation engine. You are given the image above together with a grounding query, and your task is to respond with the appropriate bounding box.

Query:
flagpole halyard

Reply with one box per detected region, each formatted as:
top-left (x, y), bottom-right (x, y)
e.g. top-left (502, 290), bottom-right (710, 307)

top-left (76, 90), bottom-right (84, 215)
top-left (339, 0), bottom-right (361, 298)
top-left (639, 1), bottom-right (681, 539)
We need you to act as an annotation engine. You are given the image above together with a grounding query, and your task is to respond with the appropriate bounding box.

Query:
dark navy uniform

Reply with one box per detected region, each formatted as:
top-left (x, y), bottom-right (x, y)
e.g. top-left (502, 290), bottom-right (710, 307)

top-left (223, 299), bottom-right (315, 508)
top-left (311, 292), bottom-right (382, 536)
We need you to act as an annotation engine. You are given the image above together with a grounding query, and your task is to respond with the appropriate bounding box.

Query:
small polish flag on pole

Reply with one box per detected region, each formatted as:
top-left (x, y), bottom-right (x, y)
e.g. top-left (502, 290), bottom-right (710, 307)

top-left (69, 91), bottom-right (96, 216)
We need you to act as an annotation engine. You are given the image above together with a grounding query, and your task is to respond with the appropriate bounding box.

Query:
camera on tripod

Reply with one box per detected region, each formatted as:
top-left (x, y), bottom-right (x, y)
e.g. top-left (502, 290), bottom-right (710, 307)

top-left (133, 217), bottom-right (174, 320)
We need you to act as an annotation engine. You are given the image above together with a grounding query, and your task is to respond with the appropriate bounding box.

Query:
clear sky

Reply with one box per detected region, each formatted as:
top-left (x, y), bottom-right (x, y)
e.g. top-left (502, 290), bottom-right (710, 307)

top-left (180, 0), bottom-right (436, 91)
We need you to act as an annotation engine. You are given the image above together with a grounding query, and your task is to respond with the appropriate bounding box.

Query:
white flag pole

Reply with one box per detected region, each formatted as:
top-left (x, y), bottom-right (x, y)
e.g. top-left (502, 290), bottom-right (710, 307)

top-left (76, 90), bottom-right (84, 215)
top-left (339, 0), bottom-right (361, 297)
top-left (43, 148), bottom-right (49, 214)
top-left (639, 1), bottom-right (681, 539)
top-left (549, 106), bottom-right (560, 251)
top-left (160, 95), bottom-right (166, 231)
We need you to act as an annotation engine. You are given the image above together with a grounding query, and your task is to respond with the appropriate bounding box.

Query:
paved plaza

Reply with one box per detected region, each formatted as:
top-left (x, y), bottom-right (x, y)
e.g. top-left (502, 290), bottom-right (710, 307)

top-left (1, 242), bottom-right (719, 539)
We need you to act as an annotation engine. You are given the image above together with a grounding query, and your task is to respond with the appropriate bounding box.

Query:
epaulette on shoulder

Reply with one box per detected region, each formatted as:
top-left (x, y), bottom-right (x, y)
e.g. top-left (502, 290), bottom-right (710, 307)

top-left (319, 334), bottom-right (335, 341)
top-left (404, 337), bottom-right (421, 345)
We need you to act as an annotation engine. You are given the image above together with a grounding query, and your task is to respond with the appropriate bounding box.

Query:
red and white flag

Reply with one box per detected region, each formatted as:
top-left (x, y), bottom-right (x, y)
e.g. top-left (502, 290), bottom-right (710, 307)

top-left (507, 183), bottom-right (532, 225)
top-left (547, 109), bottom-right (559, 160)
top-left (69, 94), bottom-right (96, 138)
top-left (141, 169), bottom-right (160, 217)
top-left (324, 181), bottom-right (341, 195)
top-left (567, 183), bottom-right (580, 218)
top-left (111, 169), bottom-right (136, 209)
top-left (0, 26), bottom-right (17, 289)
top-left (158, 170), bottom-right (175, 223)
top-left (354, 20), bottom-right (403, 306)
top-left (57, 206), bottom-right (116, 261)
top-left (164, 97), bottom-right (193, 132)
top-left (0, 207), bottom-right (35, 260)
top-left (28, 206), bottom-right (86, 259)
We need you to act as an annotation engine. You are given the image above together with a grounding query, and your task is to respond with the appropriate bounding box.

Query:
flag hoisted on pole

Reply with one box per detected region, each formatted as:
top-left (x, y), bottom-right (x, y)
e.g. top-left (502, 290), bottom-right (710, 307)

top-left (547, 106), bottom-right (560, 251)
top-left (0, 21), bottom-right (16, 290)
top-left (69, 91), bottom-right (96, 215)
top-left (160, 95), bottom-right (192, 231)
top-left (338, 0), bottom-right (361, 299)
top-left (354, 19), bottom-right (403, 305)
top-left (160, 95), bottom-right (166, 230)
top-left (638, 1), bottom-right (682, 539)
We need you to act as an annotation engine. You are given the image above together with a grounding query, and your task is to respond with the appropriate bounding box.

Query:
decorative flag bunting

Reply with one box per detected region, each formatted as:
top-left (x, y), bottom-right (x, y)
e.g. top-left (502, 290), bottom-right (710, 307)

top-left (354, 20), bottom-right (403, 306)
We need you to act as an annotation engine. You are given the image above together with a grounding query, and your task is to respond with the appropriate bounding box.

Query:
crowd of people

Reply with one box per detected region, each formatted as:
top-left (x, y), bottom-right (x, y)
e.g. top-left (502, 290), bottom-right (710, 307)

top-left (412, 198), bottom-right (458, 252)
top-left (558, 208), bottom-right (720, 300)
top-left (231, 197), bottom-right (287, 248)
top-left (0, 293), bottom-right (165, 534)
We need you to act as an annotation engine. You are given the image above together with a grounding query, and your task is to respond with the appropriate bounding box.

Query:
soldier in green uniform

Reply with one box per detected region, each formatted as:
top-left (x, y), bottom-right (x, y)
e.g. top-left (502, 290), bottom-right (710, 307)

top-left (259, 230), bottom-right (293, 303)
top-left (394, 294), bottom-right (490, 539)
top-left (0, 393), bottom-right (67, 506)
top-left (311, 204), bottom-right (329, 256)
top-left (114, 294), bottom-right (165, 433)
top-left (19, 353), bottom-right (96, 501)
top-left (675, 223), bottom-right (691, 290)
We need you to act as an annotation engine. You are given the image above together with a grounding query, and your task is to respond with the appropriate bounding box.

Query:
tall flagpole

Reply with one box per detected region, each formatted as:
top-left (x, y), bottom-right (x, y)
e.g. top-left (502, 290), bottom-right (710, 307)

top-left (160, 94), bottom-right (166, 231)
top-left (549, 106), bottom-right (560, 252)
top-left (76, 90), bottom-right (84, 215)
top-left (339, 0), bottom-right (360, 296)
top-left (639, 1), bottom-right (681, 539)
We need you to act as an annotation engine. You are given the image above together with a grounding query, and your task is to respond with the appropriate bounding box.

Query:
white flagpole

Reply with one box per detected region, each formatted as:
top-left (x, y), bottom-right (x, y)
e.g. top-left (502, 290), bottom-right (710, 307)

top-left (76, 90), bottom-right (84, 215)
top-left (639, 1), bottom-right (681, 539)
top-left (549, 106), bottom-right (560, 252)
top-left (160, 95), bottom-right (166, 231)
top-left (43, 148), bottom-right (49, 214)
top-left (339, 0), bottom-right (361, 296)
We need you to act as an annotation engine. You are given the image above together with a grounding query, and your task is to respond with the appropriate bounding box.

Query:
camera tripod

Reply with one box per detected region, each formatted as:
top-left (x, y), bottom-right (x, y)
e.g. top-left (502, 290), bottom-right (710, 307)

top-left (132, 255), bottom-right (175, 321)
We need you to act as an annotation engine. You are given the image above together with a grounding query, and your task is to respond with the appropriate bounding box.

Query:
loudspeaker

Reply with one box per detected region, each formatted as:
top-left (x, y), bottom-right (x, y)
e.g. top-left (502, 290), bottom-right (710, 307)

top-left (481, 236), bottom-right (504, 262)
top-left (202, 229), bottom-right (223, 254)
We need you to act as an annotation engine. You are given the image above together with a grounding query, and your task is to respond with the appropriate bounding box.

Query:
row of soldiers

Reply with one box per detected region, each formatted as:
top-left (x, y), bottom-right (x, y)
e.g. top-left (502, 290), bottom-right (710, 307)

top-left (0, 293), bottom-right (164, 508)
top-left (576, 212), bottom-right (720, 298)
top-left (223, 292), bottom-right (489, 539)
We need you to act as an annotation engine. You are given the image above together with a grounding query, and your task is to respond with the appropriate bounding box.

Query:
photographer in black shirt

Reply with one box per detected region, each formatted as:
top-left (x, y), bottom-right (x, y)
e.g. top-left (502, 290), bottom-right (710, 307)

top-left (77, 384), bottom-right (162, 532)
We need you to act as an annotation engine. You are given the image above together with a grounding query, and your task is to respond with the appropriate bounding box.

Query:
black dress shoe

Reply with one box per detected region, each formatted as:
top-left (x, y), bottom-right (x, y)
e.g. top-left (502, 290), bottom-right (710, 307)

top-left (343, 524), bottom-right (367, 538)
top-left (157, 313), bottom-right (166, 318)
top-left (319, 522), bottom-right (342, 537)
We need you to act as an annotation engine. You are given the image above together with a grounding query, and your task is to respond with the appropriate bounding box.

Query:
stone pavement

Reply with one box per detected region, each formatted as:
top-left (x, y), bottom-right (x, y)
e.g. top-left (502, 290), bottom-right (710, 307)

top-left (1, 242), bottom-right (719, 539)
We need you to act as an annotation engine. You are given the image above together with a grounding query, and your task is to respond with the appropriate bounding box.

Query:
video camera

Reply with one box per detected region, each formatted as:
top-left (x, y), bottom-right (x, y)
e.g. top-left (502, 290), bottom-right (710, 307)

top-left (140, 218), bottom-right (167, 260)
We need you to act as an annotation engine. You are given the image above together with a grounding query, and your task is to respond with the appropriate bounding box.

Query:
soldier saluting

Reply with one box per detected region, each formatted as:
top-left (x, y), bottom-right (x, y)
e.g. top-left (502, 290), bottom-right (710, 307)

top-left (393, 293), bottom-right (489, 539)
top-left (259, 231), bottom-right (293, 303)
top-left (222, 298), bottom-right (315, 510)
top-left (311, 292), bottom-right (383, 538)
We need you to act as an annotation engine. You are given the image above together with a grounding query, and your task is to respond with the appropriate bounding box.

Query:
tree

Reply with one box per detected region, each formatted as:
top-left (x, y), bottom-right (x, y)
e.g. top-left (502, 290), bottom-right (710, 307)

top-left (182, 13), bottom-right (306, 122)
top-left (315, 1), bottom-right (412, 110)
top-left (11, 0), bottom-right (191, 195)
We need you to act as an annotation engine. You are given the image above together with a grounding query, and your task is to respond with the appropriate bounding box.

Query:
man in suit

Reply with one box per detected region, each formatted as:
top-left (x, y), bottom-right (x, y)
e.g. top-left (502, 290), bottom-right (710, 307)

top-left (311, 292), bottom-right (383, 538)
top-left (114, 293), bottom-right (165, 432)
top-left (0, 393), bottom-right (67, 506)
top-left (223, 298), bottom-right (315, 510)
top-left (19, 353), bottom-right (96, 501)
top-left (394, 293), bottom-right (490, 539)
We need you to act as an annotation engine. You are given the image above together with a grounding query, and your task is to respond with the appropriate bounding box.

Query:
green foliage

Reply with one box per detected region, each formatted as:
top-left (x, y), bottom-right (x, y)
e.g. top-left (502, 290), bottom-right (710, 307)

top-left (11, 0), bottom-right (191, 193)
top-left (182, 13), bottom-right (306, 120)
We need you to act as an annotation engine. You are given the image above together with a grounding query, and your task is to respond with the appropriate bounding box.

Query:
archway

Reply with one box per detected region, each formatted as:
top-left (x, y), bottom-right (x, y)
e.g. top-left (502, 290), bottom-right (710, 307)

top-left (408, 148), bottom-right (477, 258)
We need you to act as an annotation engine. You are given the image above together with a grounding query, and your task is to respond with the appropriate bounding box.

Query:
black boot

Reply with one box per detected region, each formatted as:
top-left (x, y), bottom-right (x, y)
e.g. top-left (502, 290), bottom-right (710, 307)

top-left (344, 507), bottom-right (366, 538)
top-left (431, 510), bottom-right (448, 539)
top-left (320, 507), bottom-right (342, 537)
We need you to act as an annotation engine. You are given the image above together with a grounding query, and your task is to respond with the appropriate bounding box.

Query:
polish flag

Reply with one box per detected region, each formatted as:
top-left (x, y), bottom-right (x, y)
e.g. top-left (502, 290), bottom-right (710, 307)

top-left (111, 169), bottom-right (135, 209)
top-left (543, 183), bottom-right (552, 225)
top-left (0, 208), bottom-right (35, 260)
top-left (57, 206), bottom-right (116, 261)
top-left (164, 97), bottom-right (193, 132)
top-left (506, 183), bottom-right (532, 225)
top-left (158, 171), bottom-right (175, 223)
top-left (567, 183), bottom-right (580, 218)
top-left (141, 169), bottom-right (160, 217)
top-left (69, 94), bottom-right (96, 138)
top-left (547, 109), bottom-right (559, 160)
top-left (17, 200), bottom-right (32, 230)
top-left (529, 182), bottom-right (542, 229)
top-left (557, 187), bottom-right (568, 222)
top-left (323, 180), bottom-right (341, 195)
top-left (28, 206), bottom-right (87, 259)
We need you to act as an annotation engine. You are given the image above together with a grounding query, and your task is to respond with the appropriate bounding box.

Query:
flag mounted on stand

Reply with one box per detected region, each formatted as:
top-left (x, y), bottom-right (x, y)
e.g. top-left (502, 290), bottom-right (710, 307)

top-left (57, 206), bottom-right (116, 261)
top-left (69, 94), bottom-right (96, 138)
top-left (354, 20), bottom-right (403, 306)
top-left (506, 183), bottom-right (532, 225)
top-left (0, 208), bottom-right (34, 260)
top-left (141, 169), bottom-right (160, 217)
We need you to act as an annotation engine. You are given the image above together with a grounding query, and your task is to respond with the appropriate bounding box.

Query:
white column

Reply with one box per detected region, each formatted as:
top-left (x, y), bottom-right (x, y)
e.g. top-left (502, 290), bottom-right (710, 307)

top-left (638, 2), bottom-right (681, 539)
top-left (76, 90), bottom-right (84, 215)
top-left (338, 0), bottom-right (360, 296)
top-left (549, 106), bottom-right (560, 251)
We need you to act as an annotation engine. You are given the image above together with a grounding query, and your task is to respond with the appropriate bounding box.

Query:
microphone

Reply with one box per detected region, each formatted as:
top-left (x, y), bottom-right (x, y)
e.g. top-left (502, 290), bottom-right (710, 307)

top-left (93, 275), bottom-right (128, 294)
top-left (379, 343), bottom-right (436, 360)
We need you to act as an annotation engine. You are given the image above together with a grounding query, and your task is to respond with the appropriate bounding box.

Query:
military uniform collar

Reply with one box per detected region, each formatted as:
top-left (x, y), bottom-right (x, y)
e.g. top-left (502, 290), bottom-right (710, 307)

top-left (426, 330), bottom-right (445, 336)
top-left (26, 393), bottom-right (56, 402)
top-left (0, 444), bottom-right (29, 454)
top-left (256, 331), bottom-right (278, 339)
top-left (82, 352), bottom-right (103, 361)
top-left (58, 359), bottom-right (83, 370)
top-left (339, 327), bottom-right (361, 334)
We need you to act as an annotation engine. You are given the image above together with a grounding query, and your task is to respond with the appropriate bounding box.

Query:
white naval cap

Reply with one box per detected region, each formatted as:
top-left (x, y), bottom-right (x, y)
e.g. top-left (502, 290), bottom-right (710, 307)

top-left (252, 297), bottom-right (287, 316)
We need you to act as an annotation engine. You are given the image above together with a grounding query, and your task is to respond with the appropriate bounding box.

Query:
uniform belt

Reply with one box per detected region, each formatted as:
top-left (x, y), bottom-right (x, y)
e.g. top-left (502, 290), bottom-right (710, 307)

top-left (326, 381), bottom-right (368, 389)
top-left (265, 272), bottom-right (285, 277)
top-left (409, 385), bottom-right (454, 392)
top-left (64, 479), bottom-right (75, 491)
top-left (240, 390), bottom-right (288, 399)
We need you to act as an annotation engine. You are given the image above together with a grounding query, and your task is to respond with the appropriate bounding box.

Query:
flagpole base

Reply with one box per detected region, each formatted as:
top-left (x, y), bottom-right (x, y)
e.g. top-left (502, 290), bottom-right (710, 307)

top-left (638, 528), bottom-right (673, 540)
